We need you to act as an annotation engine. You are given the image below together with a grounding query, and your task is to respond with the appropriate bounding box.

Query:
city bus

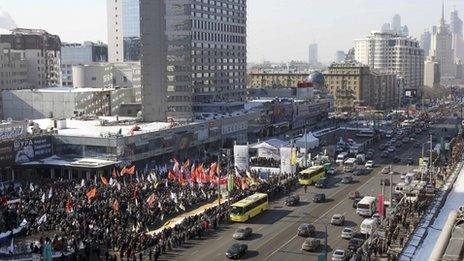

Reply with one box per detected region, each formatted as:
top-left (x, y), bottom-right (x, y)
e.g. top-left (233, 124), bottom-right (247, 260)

top-left (229, 193), bottom-right (269, 222)
top-left (299, 165), bottom-right (326, 186)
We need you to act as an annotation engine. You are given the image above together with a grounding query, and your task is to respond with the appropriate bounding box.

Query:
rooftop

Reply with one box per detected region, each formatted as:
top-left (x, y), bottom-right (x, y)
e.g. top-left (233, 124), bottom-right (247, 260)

top-left (10, 86), bottom-right (115, 93)
top-left (33, 116), bottom-right (171, 138)
top-left (20, 155), bottom-right (118, 168)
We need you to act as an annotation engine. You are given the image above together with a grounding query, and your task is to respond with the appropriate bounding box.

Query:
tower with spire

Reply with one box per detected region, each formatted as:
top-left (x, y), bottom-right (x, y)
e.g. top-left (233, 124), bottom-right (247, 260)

top-left (431, 1), bottom-right (455, 81)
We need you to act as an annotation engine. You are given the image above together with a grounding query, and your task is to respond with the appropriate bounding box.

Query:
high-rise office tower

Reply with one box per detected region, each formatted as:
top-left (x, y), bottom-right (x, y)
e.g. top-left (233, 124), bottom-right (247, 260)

top-left (334, 51), bottom-right (346, 62)
top-left (392, 14), bottom-right (401, 34)
top-left (308, 43), bottom-right (318, 65)
top-left (107, 0), bottom-right (140, 63)
top-left (140, 0), bottom-right (247, 122)
top-left (450, 8), bottom-right (464, 61)
top-left (354, 31), bottom-right (424, 93)
top-left (420, 30), bottom-right (432, 57)
top-left (431, 2), bottom-right (455, 78)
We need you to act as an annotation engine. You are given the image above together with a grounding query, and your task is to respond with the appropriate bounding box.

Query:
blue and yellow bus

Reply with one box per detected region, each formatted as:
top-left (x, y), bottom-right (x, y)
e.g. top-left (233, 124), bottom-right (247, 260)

top-left (229, 193), bottom-right (269, 222)
top-left (299, 165), bottom-right (325, 185)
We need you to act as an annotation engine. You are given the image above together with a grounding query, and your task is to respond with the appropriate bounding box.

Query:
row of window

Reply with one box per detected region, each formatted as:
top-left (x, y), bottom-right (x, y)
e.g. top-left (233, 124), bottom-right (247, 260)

top-left (193, 31), bottom-right (245, 44)
top-left (193, 11), bottom-right (245, 24)
top-left (192, 19), bottom-right (245, 34)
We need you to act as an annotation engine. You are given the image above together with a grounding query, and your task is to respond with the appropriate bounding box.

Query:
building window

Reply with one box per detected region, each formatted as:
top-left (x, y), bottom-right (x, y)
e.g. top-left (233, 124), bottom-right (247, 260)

top-left (92, 77), bottom-right (97, 81)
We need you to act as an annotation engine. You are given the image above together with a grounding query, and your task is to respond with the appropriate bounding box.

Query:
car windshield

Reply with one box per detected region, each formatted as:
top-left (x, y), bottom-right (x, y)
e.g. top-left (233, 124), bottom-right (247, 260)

top-left (334, 250), bottom-right (344, 255)
top-left (357, 203), bottom-right (370, 209)
top-left (343, 228), bottom-right (352, 232)
top-left (236, 228), bottom-right (246, 233)
top-left (229, 244), bottom-right (240, 251)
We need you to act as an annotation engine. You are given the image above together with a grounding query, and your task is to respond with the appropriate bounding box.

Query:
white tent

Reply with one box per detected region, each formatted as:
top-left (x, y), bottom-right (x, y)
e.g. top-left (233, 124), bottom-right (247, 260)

top-left (251, 138), bottom-right (288, 159)
top-left (295, 132), bottom-right (319, 150)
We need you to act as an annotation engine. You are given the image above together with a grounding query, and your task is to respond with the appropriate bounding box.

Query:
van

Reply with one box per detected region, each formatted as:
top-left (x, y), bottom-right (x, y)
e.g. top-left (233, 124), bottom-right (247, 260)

top-left (360, 218), bottom-right (378, 235)
top-left (336, 152), bottom-right (348, 164)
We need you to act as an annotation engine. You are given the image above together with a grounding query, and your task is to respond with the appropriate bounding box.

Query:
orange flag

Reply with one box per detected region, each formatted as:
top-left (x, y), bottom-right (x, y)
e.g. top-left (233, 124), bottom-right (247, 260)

top-left (112, 168), bottom-right (117, 178)
top-left (183, 159), bottom-right (190, 169)
top-left (146, 193), bottom-right (156, 207)
top-left (126, 166), bottom-right (136, 175)
top-left (101, 176), bottom-right (109, 186)
top-left (86, 187), bottom-right (97, 200)
top-left (120, 167), bottom-right (127, 176)
top-left (112, 199), bottom-right (119, 212)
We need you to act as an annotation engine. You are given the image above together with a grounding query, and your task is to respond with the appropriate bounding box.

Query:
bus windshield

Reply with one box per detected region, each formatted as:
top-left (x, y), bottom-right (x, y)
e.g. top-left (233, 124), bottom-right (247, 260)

top-left (357, 203), bottom-right (370, 209)
top-left (300, 173), bottom-right (310, 179)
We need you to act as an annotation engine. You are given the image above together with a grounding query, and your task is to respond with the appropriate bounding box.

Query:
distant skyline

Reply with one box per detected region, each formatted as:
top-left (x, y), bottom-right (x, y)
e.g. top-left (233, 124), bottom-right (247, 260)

top-left (0, 0), bottom-right (462, 63)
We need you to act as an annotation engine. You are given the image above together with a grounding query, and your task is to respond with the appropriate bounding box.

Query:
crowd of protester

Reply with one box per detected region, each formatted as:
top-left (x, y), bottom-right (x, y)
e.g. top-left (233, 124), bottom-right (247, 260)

top-left (0, 160), bottom-right (298, 260)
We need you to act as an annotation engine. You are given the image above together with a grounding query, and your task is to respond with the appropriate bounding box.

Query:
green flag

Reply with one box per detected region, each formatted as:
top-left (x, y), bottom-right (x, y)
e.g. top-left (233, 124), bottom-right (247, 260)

top-left (227, 174), bottom-right (234, 192)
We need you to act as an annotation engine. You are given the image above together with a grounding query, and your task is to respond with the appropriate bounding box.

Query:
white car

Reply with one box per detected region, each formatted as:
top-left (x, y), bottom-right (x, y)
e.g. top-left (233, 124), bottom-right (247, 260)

top-left (365, 160), bottom-right (374, 168)
top-left (332, 249), bottom-right (347, 261)
top-left (331, 214), bottom-right (345, 226)
top-left (341, 227), bottom-right (353, 239)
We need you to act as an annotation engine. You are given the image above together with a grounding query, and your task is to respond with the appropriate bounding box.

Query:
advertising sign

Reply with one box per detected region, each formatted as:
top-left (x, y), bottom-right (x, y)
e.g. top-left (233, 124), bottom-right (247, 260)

top-left (13, 136), bottom-right (53, 163)
top-left (0, 141), bottom-right (13, 166)
top-left (234, 145), bottom-right (249, 172)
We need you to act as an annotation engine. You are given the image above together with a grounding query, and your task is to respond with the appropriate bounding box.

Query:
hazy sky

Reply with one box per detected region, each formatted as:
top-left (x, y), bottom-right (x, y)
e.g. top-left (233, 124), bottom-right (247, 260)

top-left (0, 0), bottom-right (461, 63)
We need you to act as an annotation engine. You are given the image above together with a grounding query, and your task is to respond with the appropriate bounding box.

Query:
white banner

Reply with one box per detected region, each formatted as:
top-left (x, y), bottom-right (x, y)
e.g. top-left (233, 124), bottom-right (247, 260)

top-left (280, 147), bottom-right (295, 174)
top-left (234, 145), bottom-right (249, 172)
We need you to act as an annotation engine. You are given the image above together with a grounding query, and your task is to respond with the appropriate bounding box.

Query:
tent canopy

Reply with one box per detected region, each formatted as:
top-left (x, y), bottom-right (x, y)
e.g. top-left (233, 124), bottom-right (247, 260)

top-left (295, 132), bottom-right (320, 150)
top-left (251, 138), bottom-right (288, 160)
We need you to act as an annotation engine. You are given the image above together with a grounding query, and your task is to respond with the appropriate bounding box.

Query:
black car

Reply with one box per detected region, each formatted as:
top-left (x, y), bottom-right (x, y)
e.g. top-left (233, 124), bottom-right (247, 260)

top-left (313, 193), bottom-right (326, 203)
top-left (297, 223), bottom-right (316, 237)
top-left (348, 238), bottom-right (364, 251)
top-left (285, 195), bottom-right (300, 206)
top-left (380, 178), bottom-right (390, 186)
top-left (352, 198), bottom-right (360, 209)
top-left (315, 178), bottom-right (328, 188)
top-left (341, 176), bottom-right (354, 184)
top-left (226, 243), bottom-right (248, 259)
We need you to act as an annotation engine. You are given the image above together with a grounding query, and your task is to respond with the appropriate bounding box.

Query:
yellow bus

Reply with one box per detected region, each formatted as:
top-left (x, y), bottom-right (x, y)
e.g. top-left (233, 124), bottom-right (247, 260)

top-left (299, 165), bottom-right (325, 185)
top-left (229, 193), bottom-right (269, 222)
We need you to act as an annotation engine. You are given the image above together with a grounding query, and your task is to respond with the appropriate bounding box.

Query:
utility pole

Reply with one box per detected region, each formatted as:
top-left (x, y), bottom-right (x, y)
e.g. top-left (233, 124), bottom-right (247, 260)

top-left (389, 170), bottom-right (393, 211)
top-left (324, 224), bottom-right (328, 261)
top-left (218, 151), bottom-right (221, 206)
top-left (305, 128), bottom-right (308, 167)
top-left (430, 134), bottom-right (433, 182)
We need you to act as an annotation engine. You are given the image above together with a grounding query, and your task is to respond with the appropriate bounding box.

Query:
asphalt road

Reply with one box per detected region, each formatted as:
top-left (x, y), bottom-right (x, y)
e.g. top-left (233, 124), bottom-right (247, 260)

top-left (161, 115), bottom-right (457, 261)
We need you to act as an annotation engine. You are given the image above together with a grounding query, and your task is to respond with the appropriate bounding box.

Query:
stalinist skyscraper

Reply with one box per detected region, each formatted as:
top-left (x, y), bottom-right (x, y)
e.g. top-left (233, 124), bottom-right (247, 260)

top-left (431, 2), bottom-right (455, 80)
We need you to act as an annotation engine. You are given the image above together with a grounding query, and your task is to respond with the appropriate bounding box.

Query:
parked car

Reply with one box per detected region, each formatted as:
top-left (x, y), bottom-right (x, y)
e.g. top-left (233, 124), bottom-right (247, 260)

top-left (313, 193), bottom-right (326, 203)
top-left (285, 195), bottom-right (300, 206)
top-left (298, 223), bottom-right (316, 237)
top-left (332, 249), bottom-right (347, 261)
top-left (381, 166), bottom-right (391, 174)
top-left (341, 227), bottom-right (354, 239)
top-left (301, 238), bottom-right (321, 252)
top-left (341, 176), bottom-right (354, 184)
top-left (388, 147), bottom-right (396, 153)
top-left (225, 243), bottom-right (248, 259)
top-left (326, 168), bottom-right (337, 175)
top-left (352, 198), bottom-right (360, 208)
top-left (331, 214), bottom-right (345, 226)
top-left (233, 227), bottom-right (253, 240)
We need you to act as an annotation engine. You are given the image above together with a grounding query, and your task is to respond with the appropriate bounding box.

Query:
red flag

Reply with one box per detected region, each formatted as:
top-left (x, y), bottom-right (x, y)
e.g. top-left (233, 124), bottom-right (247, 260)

top-left (233, 176), bottom-right (241, 188)
top-left (126, 166), bottom-right (136, 175)
top-left (112, 168), bottom-right (117, 178)
top-left (209, 162), bottom-right (218, 176)
top-left (168, 170), bottom-right (177, 181)
top-left (179, 175), bottom-right (187, 186)
top-left (377, 193), bottom-right (384, 216)
top-left (146, 193), bottom-right (156, 207)
top-left (112, 199), bottom-right (119, 212)
top-left (241, 177), bottom-right (249, 190)
top-left (86, 187), bottom-right (97, 200)
top-left (66, 198), bottom-right (73, 213)
top-left (0, 196), bottom-right (9, 207)
top-left (120, 166), bottom-right (127, 176)
top-left (101, 176), bottom-right (109, 186)
top-left (220, 175), bottom-right (228, 185)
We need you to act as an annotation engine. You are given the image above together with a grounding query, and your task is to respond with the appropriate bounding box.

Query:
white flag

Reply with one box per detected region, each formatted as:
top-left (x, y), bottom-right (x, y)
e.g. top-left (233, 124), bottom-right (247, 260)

top-left (109, 177), bottom-right (114, 186)
top-left (29, 183), bottom-right (34, 192)
top-left (117, 182), bottom-right (121, 191)
top-left (158, 201), bottom-right (162, 211)
top-left (18, 186), bottom-right (23, 195)
top-left (80, 179), bottom-right (85, 187)
top-left (179, 203), bottom-right (185, 211)
top-left (135, 198), bottom-right (139, 207)
top-left (37, 214), bottom-right (47, 224)
top-left (48, 187), bottom-right (53, 199)
top-left (20, 219), bottom-right (27, 227)
top-left (41, 193), bottom-right (45, 203)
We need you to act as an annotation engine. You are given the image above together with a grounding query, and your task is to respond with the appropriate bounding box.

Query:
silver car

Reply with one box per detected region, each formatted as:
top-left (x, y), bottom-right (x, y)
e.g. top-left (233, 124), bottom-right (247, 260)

top-left (331, 214), bottom-right (345, 226)
top-left (233, 226), bottom-right (252, 240)
top-left (341, 227), bottom-right (353, 239)
top-left (301, 237), bottom-right (320, 252)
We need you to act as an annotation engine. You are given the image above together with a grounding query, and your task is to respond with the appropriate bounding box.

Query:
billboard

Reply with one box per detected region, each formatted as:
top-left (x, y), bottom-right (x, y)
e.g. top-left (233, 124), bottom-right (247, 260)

top-left (13, 136), bottom-right (53, 163)
top-left (234, 145), bottom-right (249, 172)
top-left (404, 89), bottom-right (418, 98)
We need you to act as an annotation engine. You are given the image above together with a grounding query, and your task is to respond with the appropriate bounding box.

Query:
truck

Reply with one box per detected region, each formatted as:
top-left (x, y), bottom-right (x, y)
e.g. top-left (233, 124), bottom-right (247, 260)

top-left (360, 218), bottom-right (378, 235)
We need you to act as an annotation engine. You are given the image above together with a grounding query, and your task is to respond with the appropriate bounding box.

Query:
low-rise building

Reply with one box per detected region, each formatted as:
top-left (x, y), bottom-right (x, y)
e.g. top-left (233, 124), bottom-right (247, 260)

top-left (72, 62), bottom-right (141, 90)
top-left (424, 57), bottom-right (441, 88)
top-left (248, 72), bottom-right (310, 88)
top-left (324, 62), bottom-right (397, 112)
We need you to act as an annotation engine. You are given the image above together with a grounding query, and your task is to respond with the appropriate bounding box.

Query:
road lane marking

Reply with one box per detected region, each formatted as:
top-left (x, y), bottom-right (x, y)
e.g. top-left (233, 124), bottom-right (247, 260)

top-left (257, 226), bottom-right (264, 231)
top-left (190, 250), bottom-right (198, 256)
top-left (265, 164), bottom-right (392, 259)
